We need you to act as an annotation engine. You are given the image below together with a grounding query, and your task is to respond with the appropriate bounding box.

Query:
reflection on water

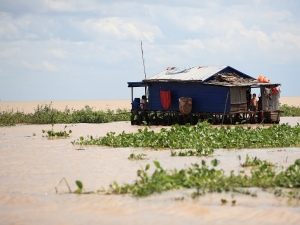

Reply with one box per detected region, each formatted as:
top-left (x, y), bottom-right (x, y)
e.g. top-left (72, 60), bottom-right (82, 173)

top-left (0, 122), bottom-right (300, 225)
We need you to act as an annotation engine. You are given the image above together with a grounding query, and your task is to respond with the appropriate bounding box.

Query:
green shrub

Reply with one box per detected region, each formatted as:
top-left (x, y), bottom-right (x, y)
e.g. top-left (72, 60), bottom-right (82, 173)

top-left (280, 104), bottom-right (300, 117)
top-left (0, 103), bottom-right (130, 126)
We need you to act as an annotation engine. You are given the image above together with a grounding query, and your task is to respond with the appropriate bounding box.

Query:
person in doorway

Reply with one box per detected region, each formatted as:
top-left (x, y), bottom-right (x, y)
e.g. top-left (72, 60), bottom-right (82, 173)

top-left (249, 93), bottom-right (258, 121)
top-left (140, 95), bottom-right (149, 124)
top-left (140, 95), bottom-right (149, 110)
top-left (250, 93), bottom-right (258, 112)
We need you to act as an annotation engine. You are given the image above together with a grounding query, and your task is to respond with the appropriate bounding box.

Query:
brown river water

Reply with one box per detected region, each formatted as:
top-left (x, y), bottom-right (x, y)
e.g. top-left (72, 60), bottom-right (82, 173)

top-left (1, 117), bottom-right (300, 225)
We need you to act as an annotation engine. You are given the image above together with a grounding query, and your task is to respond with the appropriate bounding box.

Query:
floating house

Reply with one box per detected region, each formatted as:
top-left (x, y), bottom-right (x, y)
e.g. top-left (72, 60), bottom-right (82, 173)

top-left (128, 66), bottom-right (281, 125)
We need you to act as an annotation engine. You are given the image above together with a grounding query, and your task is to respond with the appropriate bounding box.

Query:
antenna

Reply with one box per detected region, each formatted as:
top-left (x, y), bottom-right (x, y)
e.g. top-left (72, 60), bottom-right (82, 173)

top-left (140, 33), bottom-right (146, 79)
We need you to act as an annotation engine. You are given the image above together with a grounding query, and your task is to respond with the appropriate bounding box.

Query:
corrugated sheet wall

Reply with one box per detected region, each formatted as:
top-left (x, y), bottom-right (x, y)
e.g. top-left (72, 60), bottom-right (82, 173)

top-left (230, 87), bottom-right (248, 104)
top-left (260, 86), bottom-right (279, 110)
top-left (148, 82), bottom-right (230, 113)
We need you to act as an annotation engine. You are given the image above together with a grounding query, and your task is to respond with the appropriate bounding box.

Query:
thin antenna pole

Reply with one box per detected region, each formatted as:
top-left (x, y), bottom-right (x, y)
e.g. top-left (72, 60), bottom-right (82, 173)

top-left (140, 33), bottom-right (146, 79)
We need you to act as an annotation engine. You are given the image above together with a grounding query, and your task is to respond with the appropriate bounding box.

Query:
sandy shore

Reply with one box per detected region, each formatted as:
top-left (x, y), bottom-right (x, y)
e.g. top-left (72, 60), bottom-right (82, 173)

top-left (280, 96), bottom-right (300, 107)
top-left (0, 96), bottom-right (299, 113)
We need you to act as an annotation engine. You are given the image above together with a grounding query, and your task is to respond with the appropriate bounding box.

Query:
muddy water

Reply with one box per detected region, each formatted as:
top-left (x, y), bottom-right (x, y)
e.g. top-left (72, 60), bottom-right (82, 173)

top-left (1, 121), bottom-right (300, 225)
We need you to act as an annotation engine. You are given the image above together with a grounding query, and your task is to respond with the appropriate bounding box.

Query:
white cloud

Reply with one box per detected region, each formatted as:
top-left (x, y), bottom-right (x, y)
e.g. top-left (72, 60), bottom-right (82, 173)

top-left (172, 39), bottom-right (205, 59)
top-left (22, 60), bottom-right (57, 72)
top-left (220, 19), bottom-right (244, 38)
top-left (0, 22), bottom-right (19, 39)
top-left (168, 11), bottom-right (205, 32)
top-left (44, 0), bottom-right (77, 12)
top-left (48, 49), bottom-right (67, 59)
top-left (42, 0), bottom-right (100, 12)
top-left (1, 0), bottom-right (300, 100)
top-left (240, 29), bottom-right (271, 49)
top-left (272, 31), bottom-right (300, 48)
top-left (0, 48), bottom-right (21, 58)
top-left (24, 33), bottom-right (39, 39)
top-left (260, 10), bottom-right (294, 24)
top-left (77, 17), bottom-right (162, 42)
top-left (43, 61), bottom-right (57, 71)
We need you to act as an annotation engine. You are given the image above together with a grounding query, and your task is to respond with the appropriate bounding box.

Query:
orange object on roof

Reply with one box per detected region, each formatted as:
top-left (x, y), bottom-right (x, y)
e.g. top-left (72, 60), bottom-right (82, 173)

top-left (258, 75), bottom-right (270, 83)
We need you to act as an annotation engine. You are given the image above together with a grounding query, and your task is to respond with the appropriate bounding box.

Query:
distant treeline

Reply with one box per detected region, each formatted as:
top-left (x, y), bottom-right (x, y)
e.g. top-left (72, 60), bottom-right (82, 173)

top-left (0, 103), bottom-right (299, 126)
top-left (280, 104), bottom-right (300, 117)
top-left (0, 103), bottom-right (130, 126)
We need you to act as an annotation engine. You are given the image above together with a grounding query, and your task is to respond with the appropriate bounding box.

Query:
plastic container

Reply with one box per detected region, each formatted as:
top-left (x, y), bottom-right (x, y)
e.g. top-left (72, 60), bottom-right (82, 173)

top-left (258, 75), bottom-right (264, 82)
top-left (132, 98), bottom-right (140, 110)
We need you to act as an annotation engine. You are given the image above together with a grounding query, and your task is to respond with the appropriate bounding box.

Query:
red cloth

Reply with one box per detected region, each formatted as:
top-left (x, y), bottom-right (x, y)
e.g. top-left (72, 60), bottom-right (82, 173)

top-left (160, 90), bottom-right (171, 110)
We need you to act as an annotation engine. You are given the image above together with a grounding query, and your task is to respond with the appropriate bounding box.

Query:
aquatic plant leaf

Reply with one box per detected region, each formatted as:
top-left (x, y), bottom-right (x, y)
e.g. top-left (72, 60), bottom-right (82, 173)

top-left (145, 164), bottom-right (150, 171)
top-left (76, 180), bottom-right (83, 189)
top-left (153, 161), bottom-right (161, 169)
top-left (211, 159), bottom-right (220, 167)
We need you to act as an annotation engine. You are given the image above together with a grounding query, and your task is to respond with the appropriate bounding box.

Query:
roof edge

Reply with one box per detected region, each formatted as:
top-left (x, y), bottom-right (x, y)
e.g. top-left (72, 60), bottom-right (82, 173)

top-left (201, 66), bottom-right (255, 82)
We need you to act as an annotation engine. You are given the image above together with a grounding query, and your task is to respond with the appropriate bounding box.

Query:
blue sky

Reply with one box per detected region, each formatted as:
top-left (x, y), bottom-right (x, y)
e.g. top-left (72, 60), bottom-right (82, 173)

top-left (0, 0), bottom-right (299, 101)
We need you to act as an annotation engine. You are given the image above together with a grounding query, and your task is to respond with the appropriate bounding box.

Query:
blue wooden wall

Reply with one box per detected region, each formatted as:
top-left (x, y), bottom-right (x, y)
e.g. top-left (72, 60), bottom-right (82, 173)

top-left (148, 82), bottom-right (231, 113)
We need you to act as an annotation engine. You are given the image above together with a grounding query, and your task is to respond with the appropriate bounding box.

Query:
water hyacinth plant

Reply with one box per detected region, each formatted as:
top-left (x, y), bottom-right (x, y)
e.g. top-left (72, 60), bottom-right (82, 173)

top-left (42, 124), bottom-right (72, 138)
top-left (238, 154), bottom-right (274, 167)
top-left (123, 158), bottom-right (299, 198)
top-left (67, 158), bottom-right (300, 199)
top-left (72, 122), bottom-right (300, 150)
top-left (128, 153), bottom-right (148, 160)
top-left (171, 146), bottom-right (214, 157)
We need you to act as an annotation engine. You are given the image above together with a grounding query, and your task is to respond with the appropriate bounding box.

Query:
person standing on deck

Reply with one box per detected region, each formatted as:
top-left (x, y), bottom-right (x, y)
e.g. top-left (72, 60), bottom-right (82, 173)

top-left (249, 93), bottom-right (258, 121)
top-left (250, 93), bottom-right (258, 111)
top-left (140, 95), bottom-right (148, 110)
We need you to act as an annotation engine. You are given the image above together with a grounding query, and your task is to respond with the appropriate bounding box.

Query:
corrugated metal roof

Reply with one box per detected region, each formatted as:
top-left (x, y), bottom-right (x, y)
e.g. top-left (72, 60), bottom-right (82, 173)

top-left (143, 66), bottom-right (227, 82)
top-left (142, 65), bottom-right (280, 87)
top-left (204, 82), bottom-right (281, 87)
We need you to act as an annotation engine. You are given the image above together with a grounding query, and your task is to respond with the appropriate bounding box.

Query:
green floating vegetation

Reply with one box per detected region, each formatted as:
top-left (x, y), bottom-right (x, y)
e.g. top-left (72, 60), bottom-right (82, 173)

top-left (109, 159), bottom-right (300, 198)
top-left (128, 153), bottom-right (148, 160)
top-left (72, 122), bottom-right (300, 149)
top-left (55, 178), bottom-right (93, 194)
top-left (238, 154), bottom-right (274, 167)
top-left (0, 103), bottom-right (130, 126)
top-left (42, 124), bottom-right (72, 138)
top-left (171, 146), bottom-right (214, 157)
top-left (68, 158), bottom-right (300, 199)
top-left (280, 104), bottom-right (300, 117)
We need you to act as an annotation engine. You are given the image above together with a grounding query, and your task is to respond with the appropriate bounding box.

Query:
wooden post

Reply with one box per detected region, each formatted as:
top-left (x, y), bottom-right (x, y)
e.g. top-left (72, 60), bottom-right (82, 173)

top-left (222, 92), bottom-right (230, 125)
